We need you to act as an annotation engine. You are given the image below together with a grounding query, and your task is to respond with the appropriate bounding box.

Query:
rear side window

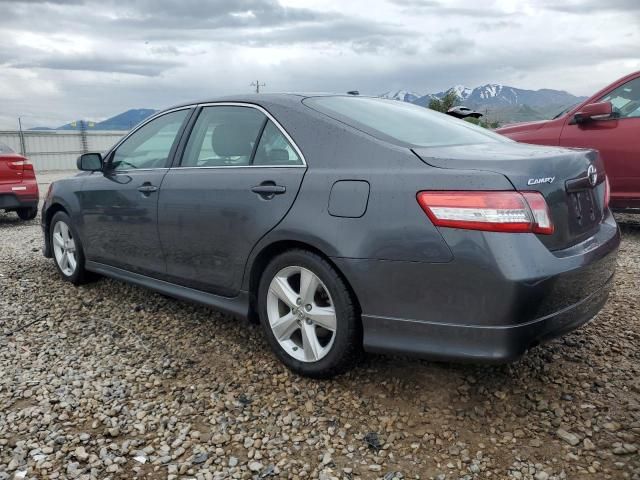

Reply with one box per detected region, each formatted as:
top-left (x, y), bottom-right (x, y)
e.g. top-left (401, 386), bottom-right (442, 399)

top-left (0, 143), bottom-right (15, 154)
top-left (181, 106), bottom-right (303, 167)
top-left (181, 106), bottom-right (265, 167)
top-left (304, 96), bottom-right (509, 148)
top-left (253, 121), bottom-right (302, 166)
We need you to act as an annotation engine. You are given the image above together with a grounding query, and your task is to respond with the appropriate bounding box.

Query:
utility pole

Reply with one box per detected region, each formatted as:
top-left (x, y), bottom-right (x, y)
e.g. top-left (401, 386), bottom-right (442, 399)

top-left (250, 80), bottom-right (265, 94)
top-left (17, 117), bottom-right (26, 157)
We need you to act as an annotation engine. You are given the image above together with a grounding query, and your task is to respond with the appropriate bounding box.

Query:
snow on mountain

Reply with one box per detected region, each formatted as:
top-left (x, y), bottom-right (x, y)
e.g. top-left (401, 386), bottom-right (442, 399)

top-left (409, 84), bottom-right (585, 110)
top-left (451, 85), bottom-right (472, 100)
top-left (379, 89), bottom-right (422, 103)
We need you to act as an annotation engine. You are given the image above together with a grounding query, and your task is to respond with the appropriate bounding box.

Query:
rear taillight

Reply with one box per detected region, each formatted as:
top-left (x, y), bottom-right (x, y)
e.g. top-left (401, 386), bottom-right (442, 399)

top-left (603, 175), bottom-right (610, 210)
top-left (416, 191), bottom-right (554, 235)
top-left (8, 160), bottom-right (33, 171)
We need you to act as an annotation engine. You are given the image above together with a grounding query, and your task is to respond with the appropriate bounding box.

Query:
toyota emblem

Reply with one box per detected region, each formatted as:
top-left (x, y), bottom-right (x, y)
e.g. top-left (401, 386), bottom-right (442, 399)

top-left (587, 164), bottom-right (597, 187)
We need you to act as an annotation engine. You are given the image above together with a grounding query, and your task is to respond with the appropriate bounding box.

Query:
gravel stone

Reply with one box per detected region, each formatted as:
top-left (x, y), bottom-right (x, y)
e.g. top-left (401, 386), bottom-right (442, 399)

top-left (0, 189), bottom-right (639, 479)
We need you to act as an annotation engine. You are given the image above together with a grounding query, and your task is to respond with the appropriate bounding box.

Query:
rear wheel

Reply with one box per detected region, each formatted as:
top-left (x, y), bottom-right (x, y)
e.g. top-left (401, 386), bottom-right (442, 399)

top-left (16, 207), bottom-right (37, 221)
top-left (258, 249), bottom-right (361, 378)
top-left (50, 211), bottom-right (90, 285)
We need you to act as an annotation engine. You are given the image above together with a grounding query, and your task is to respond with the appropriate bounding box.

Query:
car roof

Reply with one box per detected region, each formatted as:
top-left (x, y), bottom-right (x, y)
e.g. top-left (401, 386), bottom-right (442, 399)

top-left (161, 92), bottom-right (376, 114)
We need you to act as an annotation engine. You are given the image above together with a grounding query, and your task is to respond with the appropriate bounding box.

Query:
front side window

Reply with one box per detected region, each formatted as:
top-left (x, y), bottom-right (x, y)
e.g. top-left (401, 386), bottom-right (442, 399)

top-left (304, 96), bottom-right (510, 148)
top-left (599, 77), bottom-right (640, 119)
top-left (111, 109), bottom-right (189, 170)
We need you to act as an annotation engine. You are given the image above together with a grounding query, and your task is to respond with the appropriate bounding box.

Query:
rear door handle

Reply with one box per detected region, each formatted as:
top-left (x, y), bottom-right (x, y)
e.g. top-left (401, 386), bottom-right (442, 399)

top-left (251, 185), bottom-right (286, 194)
top-left (251, 183), bottom-right (286, 199)
top-left (138, 184), bottom-right (158, 194)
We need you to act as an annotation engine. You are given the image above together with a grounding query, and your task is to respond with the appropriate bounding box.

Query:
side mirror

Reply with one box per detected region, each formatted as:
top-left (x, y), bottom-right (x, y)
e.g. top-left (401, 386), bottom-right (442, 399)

top-left (573, 101), bottom-right (613, 124)
top-left (77, 153), bottom-right (103, 171)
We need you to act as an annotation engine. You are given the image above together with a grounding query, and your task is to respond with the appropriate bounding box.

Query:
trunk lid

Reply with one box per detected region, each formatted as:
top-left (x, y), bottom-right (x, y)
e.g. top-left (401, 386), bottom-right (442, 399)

top-left (0, 153), bottom-right (26, 185)
top-left (413, 142), bottom-right (607, 251)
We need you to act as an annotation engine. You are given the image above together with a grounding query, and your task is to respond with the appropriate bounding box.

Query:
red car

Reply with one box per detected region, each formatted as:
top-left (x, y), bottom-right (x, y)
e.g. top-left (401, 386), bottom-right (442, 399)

top-left (497, 71), bottom-right (640, 210)
top-left (0, 142), bottom-right (39, 220)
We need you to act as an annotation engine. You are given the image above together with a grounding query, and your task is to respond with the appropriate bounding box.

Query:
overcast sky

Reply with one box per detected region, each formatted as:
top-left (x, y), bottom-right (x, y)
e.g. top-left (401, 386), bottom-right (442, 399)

top-left (1, 0), bottom-right (639, 128)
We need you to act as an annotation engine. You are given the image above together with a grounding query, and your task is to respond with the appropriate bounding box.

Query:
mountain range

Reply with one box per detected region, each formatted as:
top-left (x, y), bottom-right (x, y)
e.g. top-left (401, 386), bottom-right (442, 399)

top-left (381, 84), bottom-right (587, 123)
top-left (30, 83), bottom-right (587, 130)
top-left (31, 109), bottom-right (158, 131)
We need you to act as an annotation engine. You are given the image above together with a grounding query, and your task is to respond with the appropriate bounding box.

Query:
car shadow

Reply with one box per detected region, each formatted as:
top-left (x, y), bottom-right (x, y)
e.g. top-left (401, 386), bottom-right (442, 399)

top-left (0, 211), bottom-right (39, 228)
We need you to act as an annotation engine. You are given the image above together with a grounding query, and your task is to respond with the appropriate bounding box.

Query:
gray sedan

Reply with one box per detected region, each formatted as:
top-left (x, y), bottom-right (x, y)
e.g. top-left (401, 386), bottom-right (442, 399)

top-left (42, 94), bottom-right (620, 377)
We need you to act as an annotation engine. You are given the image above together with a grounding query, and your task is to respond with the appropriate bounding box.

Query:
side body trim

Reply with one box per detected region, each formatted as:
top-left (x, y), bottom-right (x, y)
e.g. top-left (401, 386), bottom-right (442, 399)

top-left (85, 261), bottom-right (250, 318)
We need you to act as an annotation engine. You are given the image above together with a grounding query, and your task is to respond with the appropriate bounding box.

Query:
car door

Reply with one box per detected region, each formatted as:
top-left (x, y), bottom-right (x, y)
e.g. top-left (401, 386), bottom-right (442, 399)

top-left (157, 104), bottom-right (306, 296)
top-left (78, 108), bottom-right (192, 275)
top-left (559, 75), bottom-right (640, 208)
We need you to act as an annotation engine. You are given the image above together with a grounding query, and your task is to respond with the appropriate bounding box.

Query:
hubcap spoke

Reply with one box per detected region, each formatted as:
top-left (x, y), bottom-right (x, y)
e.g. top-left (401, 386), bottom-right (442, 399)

top-left (59, 222), bottom-right (70, 241)
top-left (299, 268), bottom-right (319, 305)
top-left (270, 276), bottom-right (299, 308)
top-left (307, 306), bottom-right (337, 332)
top-left (301, 323), bottom-right (322, 361)
top-left (53, 232), bottom-right (65, 248)
top-left (270, 312), bottom-right (298, 341)
top-left (67, 252), bottom-right (77, 271)
top-left (60, 251), bottom-right (69, 271)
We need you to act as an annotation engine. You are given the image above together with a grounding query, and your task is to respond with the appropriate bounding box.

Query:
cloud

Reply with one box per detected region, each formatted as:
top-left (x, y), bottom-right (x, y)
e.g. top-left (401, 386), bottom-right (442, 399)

top-left (0, 0), bottom-right (639, 128)
top-left (10, 54), bottom-right (182, 77)
top-left (431, 30), bottom-right (475, 54)
top-left (540, 0), bottom-right (640, 13)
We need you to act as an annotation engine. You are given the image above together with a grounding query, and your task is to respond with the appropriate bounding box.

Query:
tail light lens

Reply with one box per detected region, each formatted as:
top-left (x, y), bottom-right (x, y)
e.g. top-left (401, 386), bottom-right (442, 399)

top-left (417, 191), bottom-right (554, 235)
top-left (8, 160), bottom-right (34, 171)
top-left (603, 175), bottom-right (610, 210)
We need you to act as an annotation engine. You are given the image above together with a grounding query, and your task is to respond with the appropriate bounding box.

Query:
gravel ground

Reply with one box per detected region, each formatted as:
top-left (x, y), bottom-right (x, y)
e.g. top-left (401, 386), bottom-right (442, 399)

top-left (0, 205), bottom-right (638, 480)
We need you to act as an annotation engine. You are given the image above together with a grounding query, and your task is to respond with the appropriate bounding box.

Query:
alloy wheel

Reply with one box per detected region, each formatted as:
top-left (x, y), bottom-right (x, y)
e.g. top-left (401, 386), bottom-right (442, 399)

top-left (52, 221), bottom-right (77, 277)
top-left (266, 266), bottom-right (337, 362)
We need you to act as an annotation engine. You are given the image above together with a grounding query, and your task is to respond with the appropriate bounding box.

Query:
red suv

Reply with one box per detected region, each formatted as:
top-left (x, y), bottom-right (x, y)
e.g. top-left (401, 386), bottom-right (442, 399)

top-left (497, 71), bottom-right (640, 210)
top-left (0, 142), bottom-right (39, 220)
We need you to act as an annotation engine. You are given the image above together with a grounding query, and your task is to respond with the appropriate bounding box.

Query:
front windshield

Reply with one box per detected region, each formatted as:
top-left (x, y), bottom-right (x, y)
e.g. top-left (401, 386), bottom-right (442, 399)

top-left (552, 103), bottom-right (579, 119)
top-left (304, 96), bottom-right (511, 148)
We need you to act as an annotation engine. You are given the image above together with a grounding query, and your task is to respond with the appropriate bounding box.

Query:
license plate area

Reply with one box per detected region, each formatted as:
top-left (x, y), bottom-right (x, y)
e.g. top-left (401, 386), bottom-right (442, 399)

top-left (569, 190), bottom-right (597, 229)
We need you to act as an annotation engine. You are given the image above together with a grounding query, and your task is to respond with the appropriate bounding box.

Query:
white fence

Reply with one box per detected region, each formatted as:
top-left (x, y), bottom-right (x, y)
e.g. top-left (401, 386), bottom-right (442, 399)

top-left (0, 130), bottom-right (127, 171)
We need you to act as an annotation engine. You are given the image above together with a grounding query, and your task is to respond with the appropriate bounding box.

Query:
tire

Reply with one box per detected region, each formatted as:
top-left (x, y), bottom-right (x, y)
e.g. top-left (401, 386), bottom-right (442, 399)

top-left (49, 211), bottom-right (91, 285)
top-left (258, 249), bottom-right (361, 378)
top-left (16, 207), bottom-right (37, 221)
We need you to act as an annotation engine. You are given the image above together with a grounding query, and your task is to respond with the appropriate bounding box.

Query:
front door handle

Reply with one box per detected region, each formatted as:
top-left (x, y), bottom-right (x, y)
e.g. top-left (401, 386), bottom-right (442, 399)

top-left (251, 182), bottom-right (286, 199)
top-left (138, 183), bottom-right (158, 195)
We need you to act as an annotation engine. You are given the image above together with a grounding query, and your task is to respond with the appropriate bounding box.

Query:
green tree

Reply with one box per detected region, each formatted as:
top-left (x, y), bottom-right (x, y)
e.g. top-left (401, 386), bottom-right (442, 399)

top-left (428, 90), bottom-right (459, 113)
top-left (465, 117), bottom-right (501, 129)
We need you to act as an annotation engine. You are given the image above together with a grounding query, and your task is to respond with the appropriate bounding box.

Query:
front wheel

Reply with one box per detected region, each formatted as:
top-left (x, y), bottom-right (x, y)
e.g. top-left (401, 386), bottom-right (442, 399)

top-left (50, 211), bottom-right (91, 285)
top-left (258, 250), bottom-right (361, 378)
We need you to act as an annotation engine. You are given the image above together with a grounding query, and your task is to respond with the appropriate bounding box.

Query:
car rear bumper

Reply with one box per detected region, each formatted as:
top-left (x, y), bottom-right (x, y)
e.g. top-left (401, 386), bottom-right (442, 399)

top-left (0, 193), bottom-right (38, 210)
top-left (333, 211), bottom-right (620, 362)
top-left (360, 272), bottom-right (613, 362)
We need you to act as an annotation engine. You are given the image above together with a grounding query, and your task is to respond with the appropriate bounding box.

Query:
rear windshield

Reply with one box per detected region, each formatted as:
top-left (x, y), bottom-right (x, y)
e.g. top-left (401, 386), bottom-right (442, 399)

top-left (0, 143), bottom-right (15, 154)
top-left (304, 96), bottom-right (510, 148)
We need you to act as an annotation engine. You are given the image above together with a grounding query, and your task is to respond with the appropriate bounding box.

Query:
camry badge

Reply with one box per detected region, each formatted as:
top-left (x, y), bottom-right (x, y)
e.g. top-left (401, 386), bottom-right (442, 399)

top-left (587, 164), bottom-right (597, 187)
top-left (527, 176), bottom-right (555, 186)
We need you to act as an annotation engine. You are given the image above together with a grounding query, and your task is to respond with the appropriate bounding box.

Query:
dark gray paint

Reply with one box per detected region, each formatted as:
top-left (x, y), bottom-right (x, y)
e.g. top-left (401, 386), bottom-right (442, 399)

top-left (157, 167), bottom-right (305, 296)
top-left (42, 93), bottom-right (621, 362)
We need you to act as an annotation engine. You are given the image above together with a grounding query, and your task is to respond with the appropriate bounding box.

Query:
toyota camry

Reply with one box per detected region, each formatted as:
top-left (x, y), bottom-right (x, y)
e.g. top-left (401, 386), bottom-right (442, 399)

top-left (42, 94), bottom-right (620, 377)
